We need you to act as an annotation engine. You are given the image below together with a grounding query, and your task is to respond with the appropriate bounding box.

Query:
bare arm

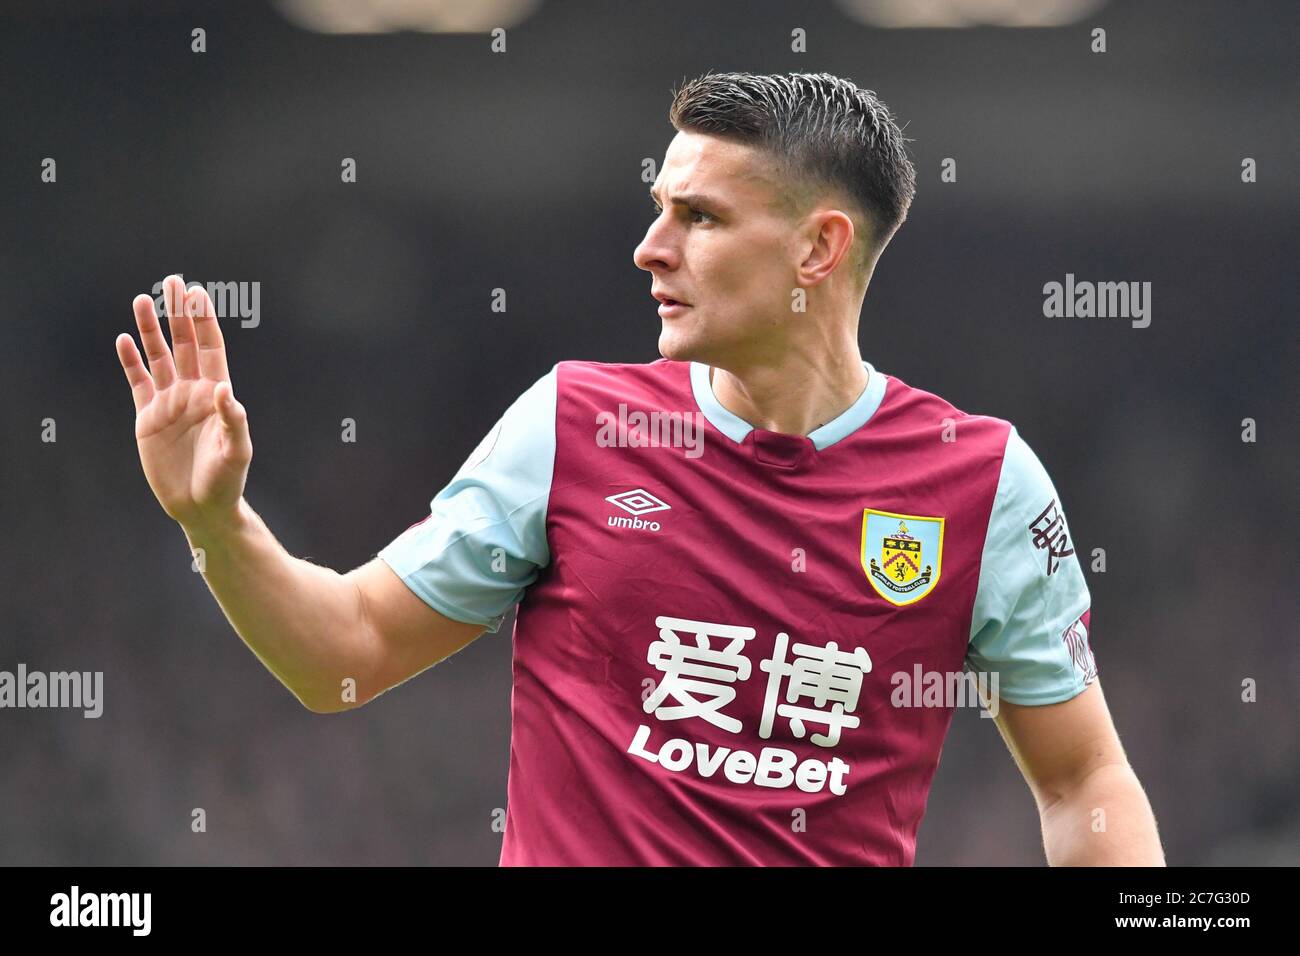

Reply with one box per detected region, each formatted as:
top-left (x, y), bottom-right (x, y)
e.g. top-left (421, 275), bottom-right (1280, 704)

top-left (118, 276), bottom-right (484, 713)
top-left (992, 681), bottom-right (1165, 865)
top-left (182, 507), bottom-right (483, 713)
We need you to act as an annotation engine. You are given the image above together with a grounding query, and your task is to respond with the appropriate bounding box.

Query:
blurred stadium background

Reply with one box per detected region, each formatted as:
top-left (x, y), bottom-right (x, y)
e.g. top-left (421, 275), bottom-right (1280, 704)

top-left (0, 0), bottom-right (1296, 864)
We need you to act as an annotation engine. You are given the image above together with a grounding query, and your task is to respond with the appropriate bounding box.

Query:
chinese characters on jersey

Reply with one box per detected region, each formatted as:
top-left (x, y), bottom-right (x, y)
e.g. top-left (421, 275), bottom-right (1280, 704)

top-left (627, 616), bottom-right (873, 795)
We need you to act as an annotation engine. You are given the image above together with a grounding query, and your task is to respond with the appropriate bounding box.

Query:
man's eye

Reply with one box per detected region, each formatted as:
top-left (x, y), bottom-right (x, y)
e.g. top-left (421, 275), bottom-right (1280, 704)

top-left (649, 202), bottom-right (712, 224)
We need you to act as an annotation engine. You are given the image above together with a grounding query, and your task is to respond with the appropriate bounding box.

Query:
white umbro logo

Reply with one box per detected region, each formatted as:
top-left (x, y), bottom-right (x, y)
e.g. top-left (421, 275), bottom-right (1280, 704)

top-left (605, 489), bottom-right (671, 516)
top-left (605, 488), bottom-right (670, 532)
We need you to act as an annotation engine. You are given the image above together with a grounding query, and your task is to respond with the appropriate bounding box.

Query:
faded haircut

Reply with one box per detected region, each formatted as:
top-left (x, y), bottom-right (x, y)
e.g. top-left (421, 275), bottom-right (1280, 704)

top-left (668, 71), bottom-right (917, 281)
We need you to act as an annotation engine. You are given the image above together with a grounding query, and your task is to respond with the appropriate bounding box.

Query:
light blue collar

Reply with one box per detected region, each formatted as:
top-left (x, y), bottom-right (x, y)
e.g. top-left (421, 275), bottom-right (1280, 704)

top-left (689, 359), bottom-right (886, 451)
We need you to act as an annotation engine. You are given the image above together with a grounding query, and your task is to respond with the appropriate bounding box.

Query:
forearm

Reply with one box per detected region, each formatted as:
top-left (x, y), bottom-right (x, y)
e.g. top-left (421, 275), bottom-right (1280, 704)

top-left (182, 497), bottom-right (367, 712)
top-left (1040, 763), bottom-right (1165, 865)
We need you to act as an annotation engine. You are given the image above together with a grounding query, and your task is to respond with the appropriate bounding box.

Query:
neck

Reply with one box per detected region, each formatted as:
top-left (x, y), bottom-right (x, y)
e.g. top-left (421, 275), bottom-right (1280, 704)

top-left (709, 342), bottom-right (869, 439)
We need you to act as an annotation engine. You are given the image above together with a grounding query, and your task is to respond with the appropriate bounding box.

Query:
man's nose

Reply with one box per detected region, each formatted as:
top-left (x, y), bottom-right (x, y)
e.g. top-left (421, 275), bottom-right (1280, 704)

top-left (634, 221), bottom-right (677, 273)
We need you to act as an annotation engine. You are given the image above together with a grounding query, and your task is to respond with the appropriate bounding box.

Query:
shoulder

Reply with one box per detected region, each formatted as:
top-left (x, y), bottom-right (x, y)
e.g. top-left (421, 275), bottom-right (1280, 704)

top-left (997, 425), bottom-right (1063, 502)
top-left (556, 357), bottom-right (683, 382)
top-left (872, 364), bottom-right (1014, 459)
top-left (553, 357), bottom-right (690, 407)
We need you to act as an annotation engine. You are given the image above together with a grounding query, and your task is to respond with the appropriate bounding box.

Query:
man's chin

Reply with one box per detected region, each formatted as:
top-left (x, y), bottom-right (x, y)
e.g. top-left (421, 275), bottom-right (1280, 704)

top-left (657, 327), bottom-right (700, 364)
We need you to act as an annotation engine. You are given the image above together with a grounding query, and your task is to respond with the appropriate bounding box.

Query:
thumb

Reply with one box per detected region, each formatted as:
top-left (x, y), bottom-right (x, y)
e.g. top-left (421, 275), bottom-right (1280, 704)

top-left (214, 383), bottom-right (251, 449)
top-left (214, 381), bottom-right (240, 418)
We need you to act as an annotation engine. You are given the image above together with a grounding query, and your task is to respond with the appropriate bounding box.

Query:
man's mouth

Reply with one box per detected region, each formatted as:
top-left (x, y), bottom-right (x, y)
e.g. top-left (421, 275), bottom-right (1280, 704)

top-left (654, 291), bottom-right (692, 312)
top-left (653, 288), bottom-right (691, 305)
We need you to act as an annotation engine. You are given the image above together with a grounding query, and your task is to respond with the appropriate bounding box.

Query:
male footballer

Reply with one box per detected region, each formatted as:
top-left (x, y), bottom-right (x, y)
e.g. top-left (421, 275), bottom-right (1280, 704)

top-left (116, 71), bottom-right (1163, 865)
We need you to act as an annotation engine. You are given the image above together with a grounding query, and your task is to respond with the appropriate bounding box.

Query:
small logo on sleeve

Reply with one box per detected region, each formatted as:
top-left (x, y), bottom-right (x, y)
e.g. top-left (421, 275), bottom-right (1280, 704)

top-left (1028, 498), bottom-right (1075, 575)
top-left (1062, 610), bottom-right (1097, 684)
top-left (861, 509), bottom-right (945, 605)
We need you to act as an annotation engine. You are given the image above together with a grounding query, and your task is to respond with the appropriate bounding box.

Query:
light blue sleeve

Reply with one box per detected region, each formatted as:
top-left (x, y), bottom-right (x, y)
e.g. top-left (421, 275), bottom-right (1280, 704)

top-left (377, 365), bottom-right (557, 633)
top-left (965, 425), bottom-right (1096, 705)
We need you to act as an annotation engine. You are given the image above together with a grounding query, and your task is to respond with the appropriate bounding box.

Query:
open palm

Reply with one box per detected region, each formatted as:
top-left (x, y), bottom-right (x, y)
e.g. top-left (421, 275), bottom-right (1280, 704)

top-left (116, 275), bottom-right (252, 531)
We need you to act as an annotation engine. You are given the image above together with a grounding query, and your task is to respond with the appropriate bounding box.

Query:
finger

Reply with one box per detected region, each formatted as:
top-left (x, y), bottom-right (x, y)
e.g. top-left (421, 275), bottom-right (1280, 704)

top-left (116, 332), bottom-right (156, 413)
top-left (190, 284), bottom-right (230, 383)
top-left (133, 292), bottom-right (177, 390)
top-left (214, 382), bottom-right (252, 462)
top-left (164, 275), bottom-right (201, 380)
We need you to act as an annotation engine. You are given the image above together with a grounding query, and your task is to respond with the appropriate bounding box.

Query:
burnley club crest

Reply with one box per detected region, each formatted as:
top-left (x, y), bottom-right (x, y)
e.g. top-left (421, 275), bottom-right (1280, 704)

top-left (861, 509), bottom-right (945, 606)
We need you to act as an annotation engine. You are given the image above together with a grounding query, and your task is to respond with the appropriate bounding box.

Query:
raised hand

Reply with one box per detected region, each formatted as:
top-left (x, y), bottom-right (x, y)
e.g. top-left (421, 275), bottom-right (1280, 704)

top-left (116, 275), bottom-right (252, 533)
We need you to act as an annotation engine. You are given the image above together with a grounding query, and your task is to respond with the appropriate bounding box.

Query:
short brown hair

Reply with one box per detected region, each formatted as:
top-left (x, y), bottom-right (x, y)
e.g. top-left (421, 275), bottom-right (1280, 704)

top-left (668, 71), bottom-right (917, 280)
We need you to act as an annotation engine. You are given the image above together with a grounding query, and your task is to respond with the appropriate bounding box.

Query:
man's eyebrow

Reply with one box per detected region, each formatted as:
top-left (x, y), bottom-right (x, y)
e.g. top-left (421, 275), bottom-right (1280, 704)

top-left (649, 187), bottom-right (731, 213)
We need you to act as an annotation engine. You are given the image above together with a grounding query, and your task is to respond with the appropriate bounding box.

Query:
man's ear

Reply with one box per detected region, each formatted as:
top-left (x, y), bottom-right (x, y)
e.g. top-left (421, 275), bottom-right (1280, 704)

top-left (796, 208), bottom-right (857, 286)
